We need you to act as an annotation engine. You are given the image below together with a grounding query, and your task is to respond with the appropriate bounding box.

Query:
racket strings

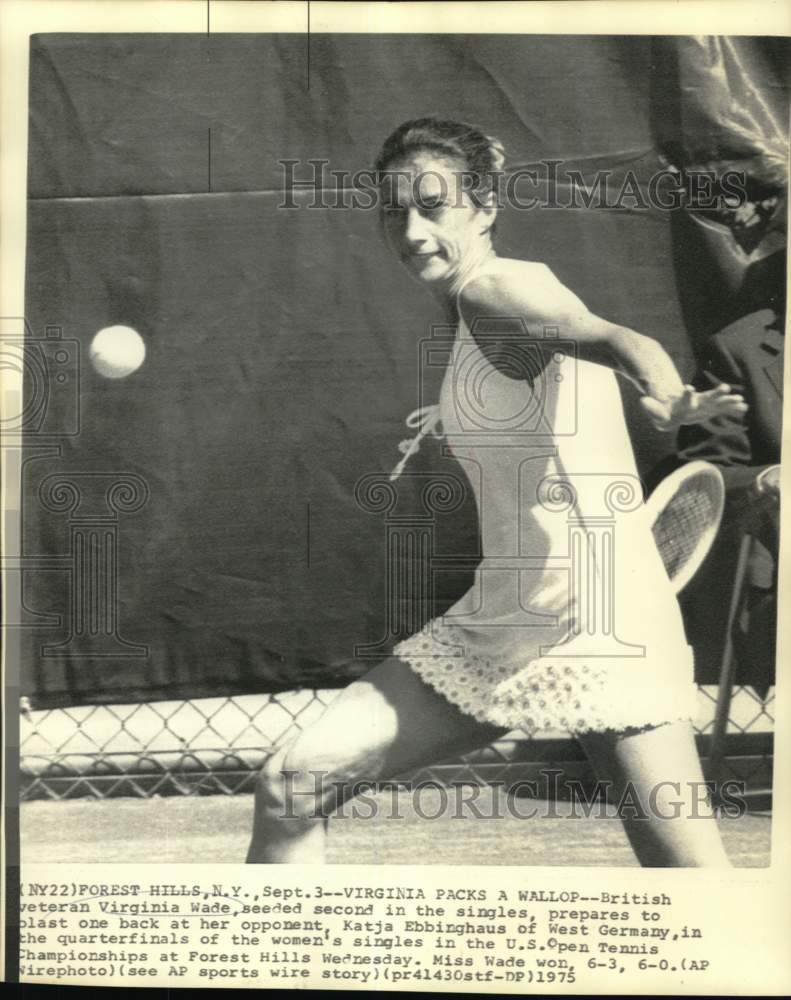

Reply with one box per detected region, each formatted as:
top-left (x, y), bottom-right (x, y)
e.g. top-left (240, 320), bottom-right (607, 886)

top-left (652, 477), bottom-right (721, 582)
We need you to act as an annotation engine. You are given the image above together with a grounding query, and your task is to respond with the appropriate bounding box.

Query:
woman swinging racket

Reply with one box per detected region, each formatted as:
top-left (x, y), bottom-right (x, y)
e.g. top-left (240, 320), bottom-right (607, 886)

top-left (247, 119), bottom-right (746, 867)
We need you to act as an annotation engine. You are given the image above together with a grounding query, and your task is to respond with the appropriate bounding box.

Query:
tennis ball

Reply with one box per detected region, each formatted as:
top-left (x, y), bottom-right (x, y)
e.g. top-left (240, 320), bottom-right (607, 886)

top-left (89, 325), bottom-right (146, 379)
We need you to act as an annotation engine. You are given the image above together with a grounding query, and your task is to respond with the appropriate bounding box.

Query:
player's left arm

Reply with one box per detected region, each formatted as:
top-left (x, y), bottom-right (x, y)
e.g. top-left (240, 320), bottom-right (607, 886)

top-left (458, 264), bottom-right (747, 431)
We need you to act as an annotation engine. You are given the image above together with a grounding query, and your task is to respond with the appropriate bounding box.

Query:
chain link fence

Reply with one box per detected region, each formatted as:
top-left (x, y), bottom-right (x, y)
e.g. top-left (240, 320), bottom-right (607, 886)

top-left (20, 683), bottom-right (774, 801)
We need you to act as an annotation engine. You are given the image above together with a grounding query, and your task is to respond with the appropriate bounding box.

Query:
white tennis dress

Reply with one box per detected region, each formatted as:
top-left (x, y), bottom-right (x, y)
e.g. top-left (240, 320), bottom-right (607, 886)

top-left (391, 257), bottom-right (697, 734)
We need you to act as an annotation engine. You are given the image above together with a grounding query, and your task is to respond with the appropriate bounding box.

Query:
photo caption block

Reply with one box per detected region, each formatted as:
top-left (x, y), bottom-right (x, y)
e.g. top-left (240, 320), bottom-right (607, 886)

top-left (19, 863), bottom-right (785, 993)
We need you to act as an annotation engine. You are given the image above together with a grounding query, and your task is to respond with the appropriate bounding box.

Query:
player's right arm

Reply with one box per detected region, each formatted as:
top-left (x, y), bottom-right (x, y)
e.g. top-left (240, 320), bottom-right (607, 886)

top-left (459, 262), bottom-right (747, 431)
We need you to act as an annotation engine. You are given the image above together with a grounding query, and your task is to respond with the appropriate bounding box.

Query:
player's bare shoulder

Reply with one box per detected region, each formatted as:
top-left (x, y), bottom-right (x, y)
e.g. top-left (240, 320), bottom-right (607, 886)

top-left (460, 258), bottom-right (552, 300)
top-left (459, 258), bottom-right (575, 325)
top-left (458, 260), bottom-right (563, 382)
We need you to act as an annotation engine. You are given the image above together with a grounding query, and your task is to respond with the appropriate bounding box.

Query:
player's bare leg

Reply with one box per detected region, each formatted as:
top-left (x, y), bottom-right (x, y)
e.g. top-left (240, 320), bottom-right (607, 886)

top-left (578, 719), bottom-right (732, 867)
top-left (246, 655), bottom-right (506, 863)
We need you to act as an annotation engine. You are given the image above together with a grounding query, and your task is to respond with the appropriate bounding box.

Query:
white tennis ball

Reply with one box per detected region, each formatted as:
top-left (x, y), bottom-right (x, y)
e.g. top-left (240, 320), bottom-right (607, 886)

top-left (89, 325), bottom-right (146, 379)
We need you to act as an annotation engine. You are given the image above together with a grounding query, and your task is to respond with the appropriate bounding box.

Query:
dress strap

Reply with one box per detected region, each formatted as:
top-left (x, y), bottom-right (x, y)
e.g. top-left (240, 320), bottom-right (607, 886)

top-left (389, 259), bottom-right (505, 482)
top-left (389, 404), bottom-right (443, 481)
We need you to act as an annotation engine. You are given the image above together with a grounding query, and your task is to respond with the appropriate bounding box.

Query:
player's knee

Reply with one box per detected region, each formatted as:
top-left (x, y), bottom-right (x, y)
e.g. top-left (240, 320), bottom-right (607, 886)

top-left (255, 744), bottom-right (334, 822)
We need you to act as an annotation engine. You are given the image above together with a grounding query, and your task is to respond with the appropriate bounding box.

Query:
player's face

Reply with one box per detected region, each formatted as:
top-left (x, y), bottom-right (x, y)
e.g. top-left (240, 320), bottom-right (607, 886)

top-left (380, 153), bottom-right (494, 287)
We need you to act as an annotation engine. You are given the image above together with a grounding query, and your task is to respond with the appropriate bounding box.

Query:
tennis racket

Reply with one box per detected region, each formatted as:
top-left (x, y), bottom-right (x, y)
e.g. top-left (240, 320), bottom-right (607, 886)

top-left (645, 460), bottom-right (726, 594)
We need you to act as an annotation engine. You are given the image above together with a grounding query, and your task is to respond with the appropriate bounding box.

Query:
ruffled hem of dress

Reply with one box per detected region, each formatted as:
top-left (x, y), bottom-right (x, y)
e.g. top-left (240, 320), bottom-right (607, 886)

top-left (393, 621), bottom-right (698, 735)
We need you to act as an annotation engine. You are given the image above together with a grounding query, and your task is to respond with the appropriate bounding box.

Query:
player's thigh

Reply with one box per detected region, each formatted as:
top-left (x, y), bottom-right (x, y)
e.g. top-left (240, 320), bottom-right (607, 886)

top-left (281, 655), bottom-right (506, 786)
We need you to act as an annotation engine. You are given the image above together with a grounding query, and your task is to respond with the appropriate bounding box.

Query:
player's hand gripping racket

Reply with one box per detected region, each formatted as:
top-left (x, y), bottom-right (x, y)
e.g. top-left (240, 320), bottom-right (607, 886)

top-left (645, 460), bottom-right (726, 594)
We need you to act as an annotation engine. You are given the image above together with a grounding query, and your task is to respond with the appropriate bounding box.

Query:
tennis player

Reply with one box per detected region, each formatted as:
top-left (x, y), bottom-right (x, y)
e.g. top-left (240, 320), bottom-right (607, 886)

top-left (247, 119), bottom-right (746, 866)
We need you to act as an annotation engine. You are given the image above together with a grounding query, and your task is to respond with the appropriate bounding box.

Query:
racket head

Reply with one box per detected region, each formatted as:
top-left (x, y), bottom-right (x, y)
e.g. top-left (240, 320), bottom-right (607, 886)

top-left (646, 460), bottom-right (726, 594)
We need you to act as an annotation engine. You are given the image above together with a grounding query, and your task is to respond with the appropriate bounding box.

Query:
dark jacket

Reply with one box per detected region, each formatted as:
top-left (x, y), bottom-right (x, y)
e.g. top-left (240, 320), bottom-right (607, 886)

top-left (662, 308), bottom-right (783, 691)
top-left (677, 308), bottom-right (783, 548)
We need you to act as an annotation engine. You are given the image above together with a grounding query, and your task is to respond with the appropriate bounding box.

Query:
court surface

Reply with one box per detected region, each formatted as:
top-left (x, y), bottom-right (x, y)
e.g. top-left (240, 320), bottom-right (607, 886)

top-left (21, 787), bottom-right (771, 866)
